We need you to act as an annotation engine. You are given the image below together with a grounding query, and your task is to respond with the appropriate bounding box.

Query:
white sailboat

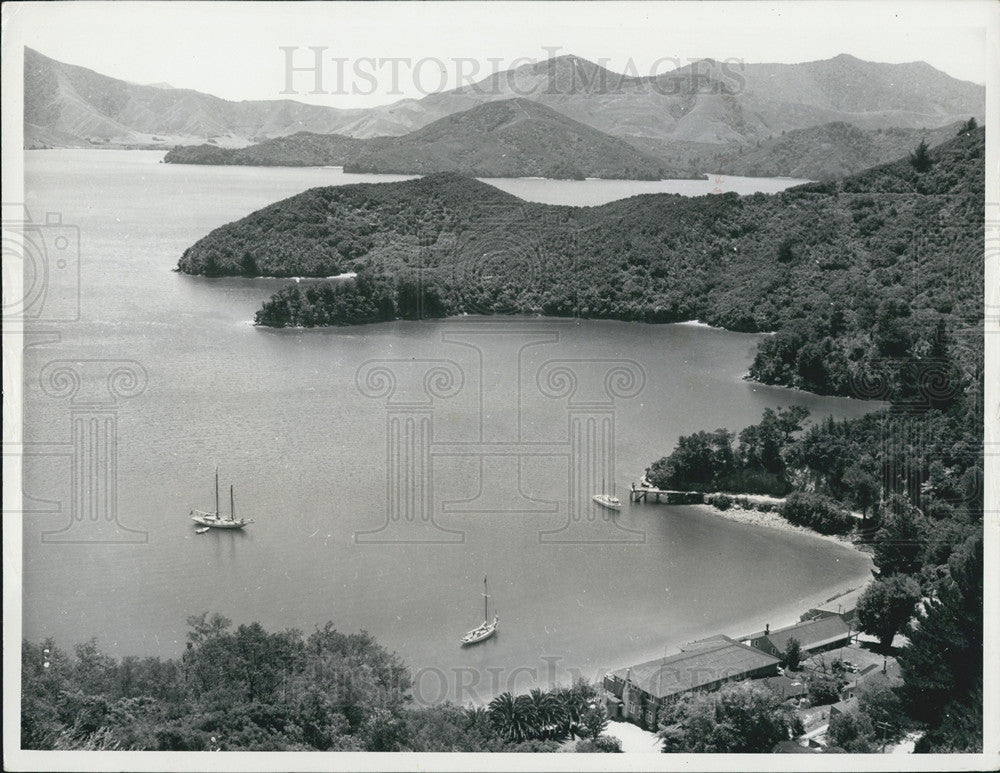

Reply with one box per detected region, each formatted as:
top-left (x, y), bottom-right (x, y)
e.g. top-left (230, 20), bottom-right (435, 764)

top-left (191, 469), bottom-right (254, 530)
top-left (592, 476), bottom-right (621, 511)
top-left (461, 575), bottom-right (499, 645)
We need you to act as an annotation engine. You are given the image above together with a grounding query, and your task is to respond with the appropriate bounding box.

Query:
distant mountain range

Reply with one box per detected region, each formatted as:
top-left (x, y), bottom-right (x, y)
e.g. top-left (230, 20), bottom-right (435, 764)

top-left (26, 47), bottom-right (983, 179)
top-left (368, 53), bottom-right (984, 144)
top-left (26, 48), bottom-right (983, 146)
top-left (165, 98), bottom-right (689, 179)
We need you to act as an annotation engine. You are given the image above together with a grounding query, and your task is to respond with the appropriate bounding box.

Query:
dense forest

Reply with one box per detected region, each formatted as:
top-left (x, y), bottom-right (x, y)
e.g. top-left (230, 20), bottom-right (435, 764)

top-left (641, 135), bottom-right (984, 752)
top-left (180, 127), bottom-right (983, 406)
top-left (22, 614), bottom-right (617, 752)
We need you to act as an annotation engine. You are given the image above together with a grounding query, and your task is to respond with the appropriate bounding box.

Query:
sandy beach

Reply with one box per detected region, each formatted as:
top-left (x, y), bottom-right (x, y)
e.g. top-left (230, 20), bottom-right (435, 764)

top-left (599, 501), bottom-right (875, 678)
top-left (689, 501), bottom-right (874, 634)
top-left (694, 500), bottom-right (869, 553)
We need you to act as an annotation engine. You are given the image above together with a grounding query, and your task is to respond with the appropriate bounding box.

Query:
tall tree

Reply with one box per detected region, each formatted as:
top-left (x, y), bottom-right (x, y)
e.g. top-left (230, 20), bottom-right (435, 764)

top-left (898, 535), bottom-right (982, 740)
top-left (873, 495), bottom-right (927, 576)
top-left (856, 575), bottom-right (921, 652)
top-left (909, 139), bottom-right (933, 172)
top-left (783, 638), bottom-right (802, 671)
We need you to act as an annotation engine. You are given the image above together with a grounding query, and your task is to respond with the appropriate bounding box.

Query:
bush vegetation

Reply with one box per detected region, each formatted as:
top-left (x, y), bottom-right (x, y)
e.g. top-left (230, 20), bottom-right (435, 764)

top-left (22, 615), bottom-right (607, 752)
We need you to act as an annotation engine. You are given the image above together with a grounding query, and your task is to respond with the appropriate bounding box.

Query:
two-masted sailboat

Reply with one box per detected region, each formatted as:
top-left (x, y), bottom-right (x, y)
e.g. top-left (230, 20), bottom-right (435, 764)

top-left (191, 469), bottom-right (254, 530)
top-left (460, 576), bottom-right (499, 646)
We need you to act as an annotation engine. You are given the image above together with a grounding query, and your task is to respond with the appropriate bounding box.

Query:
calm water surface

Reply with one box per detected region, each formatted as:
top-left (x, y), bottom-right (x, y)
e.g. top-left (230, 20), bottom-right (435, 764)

top-left (22, 151), bottom-right (871, 702)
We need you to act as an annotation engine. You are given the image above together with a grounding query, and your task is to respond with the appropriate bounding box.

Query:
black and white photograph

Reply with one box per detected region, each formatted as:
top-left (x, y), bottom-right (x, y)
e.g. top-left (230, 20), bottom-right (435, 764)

top-left (2, 1), bottom-right (997, 770)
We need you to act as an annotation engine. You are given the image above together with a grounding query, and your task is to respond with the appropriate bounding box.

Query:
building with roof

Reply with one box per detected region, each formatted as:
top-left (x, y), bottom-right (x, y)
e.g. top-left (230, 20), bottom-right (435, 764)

top-left (759, 674), bottom-right (809, 702)
top-left (603, 636), bottom-right (781, 728)
top-left (743, 615), bottom-right (852, 659)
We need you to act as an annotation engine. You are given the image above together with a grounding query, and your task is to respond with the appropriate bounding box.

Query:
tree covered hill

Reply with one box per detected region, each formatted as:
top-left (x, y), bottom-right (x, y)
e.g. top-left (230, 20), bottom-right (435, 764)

top-left (163, 132), bottom-right (366, 166)
top-left (178, 127), bottom-right (983, 396)
top-left (165, 98), bottom-right (688, 179)
top-left (341, 98), bottom-right (685, 179)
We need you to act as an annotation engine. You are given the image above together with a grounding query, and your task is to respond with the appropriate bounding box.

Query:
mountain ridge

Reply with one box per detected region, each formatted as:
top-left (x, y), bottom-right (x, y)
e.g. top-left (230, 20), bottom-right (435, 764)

top-left (26, 47), bottom-right (984, 151)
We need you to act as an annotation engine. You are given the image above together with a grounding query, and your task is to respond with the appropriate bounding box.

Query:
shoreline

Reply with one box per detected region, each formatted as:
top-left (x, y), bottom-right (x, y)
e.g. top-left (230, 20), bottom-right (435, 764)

top-left (601, 502), bottom-right (873, 680)
top-left (692, 500), bottom-right (868, 553)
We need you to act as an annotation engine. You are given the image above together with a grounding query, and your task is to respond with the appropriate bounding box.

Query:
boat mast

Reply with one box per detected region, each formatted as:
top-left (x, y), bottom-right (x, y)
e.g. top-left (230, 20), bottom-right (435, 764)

top-left (215, 468), bottom-right (219, 516)
top-left (230, 485), bottom-right (235, 522)
top-left (484, 576), bottom-right (489, 621)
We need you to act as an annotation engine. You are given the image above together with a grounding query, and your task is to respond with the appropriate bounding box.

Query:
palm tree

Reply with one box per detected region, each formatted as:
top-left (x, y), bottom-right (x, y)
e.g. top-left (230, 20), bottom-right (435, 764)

top-left (552, 686), bottom-right (584, 737)
top-left (528, 688), bottom-right (568, 740)
top-left (488, 691), bottom-right (538, 743)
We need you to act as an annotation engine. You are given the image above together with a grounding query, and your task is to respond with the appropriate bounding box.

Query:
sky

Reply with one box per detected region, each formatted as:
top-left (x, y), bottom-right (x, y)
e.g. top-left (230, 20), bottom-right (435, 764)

top-left (2, 1), bottom-right (994, 109)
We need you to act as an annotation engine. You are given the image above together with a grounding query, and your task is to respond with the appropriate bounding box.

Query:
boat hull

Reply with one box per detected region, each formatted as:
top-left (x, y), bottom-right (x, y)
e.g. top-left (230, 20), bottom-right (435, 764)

top-left (592, 494), bottom-right (621, 511)
top-left (191, 512), bottom-right (251, 529)
top-left (461, 616), bottom-right (499, 645)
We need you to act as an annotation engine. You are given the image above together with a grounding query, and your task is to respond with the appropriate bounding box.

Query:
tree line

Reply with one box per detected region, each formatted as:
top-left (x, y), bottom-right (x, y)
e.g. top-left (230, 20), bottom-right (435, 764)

top-left (22, 614), bottom-right (618, 752)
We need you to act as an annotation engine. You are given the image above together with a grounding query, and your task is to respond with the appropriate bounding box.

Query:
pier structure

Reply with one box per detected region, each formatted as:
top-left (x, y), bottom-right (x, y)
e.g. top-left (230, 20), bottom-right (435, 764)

top-left (628, 484), bottom-right (704, 505)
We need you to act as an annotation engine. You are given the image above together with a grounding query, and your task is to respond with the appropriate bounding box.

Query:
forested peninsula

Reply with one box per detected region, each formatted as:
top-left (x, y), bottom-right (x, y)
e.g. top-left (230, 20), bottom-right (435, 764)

top-left (177, 127), bottom-right (984, 404)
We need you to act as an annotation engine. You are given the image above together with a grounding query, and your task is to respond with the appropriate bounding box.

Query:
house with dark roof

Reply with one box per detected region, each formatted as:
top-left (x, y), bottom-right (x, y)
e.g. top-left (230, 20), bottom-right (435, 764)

top-left (744, 615), bottom-right (851, 659)
top-left (603, 636), bottom-right (781, 728)
top-left (759, 674), bottom-right (809, 701)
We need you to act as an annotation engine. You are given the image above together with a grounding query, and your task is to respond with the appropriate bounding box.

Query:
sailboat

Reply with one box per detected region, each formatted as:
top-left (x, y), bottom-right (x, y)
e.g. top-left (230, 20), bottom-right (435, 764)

top-left (191, 469), bottom-right (254, 530)
top-left (460, 575), bottom-right (499, 646)
top-left (592, 476), bottom-right (621, 511)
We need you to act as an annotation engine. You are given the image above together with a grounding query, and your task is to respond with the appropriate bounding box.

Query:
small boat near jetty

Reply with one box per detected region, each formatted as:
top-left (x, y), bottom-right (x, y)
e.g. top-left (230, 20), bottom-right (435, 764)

top-left (461, 576), bottom-right (499, 646)
top-left (592, 493), bottom-right (622, 511)
top-left (191, 469), bottom-right (253, 530)
top-left (593, 477), bottom-right (621, 510)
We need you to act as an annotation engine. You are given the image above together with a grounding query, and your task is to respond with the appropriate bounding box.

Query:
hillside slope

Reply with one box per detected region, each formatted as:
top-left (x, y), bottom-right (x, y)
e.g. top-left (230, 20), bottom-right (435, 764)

top-left (165, 98), bottom-right (691, 178)
top-left (24, 47), bottom-right (363, 148)
top-left (683, 120), bottom-right (968, 180)
top-left (344, 98), bottom-right (686, 178)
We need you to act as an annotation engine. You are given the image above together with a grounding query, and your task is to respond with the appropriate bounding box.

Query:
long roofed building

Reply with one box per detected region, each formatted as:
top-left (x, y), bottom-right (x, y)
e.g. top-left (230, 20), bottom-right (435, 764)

top-left (603, 635), bottom-right (781, 728)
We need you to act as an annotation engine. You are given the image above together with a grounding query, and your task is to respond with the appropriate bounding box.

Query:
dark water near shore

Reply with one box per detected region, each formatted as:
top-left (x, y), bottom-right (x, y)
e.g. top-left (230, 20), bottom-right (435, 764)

top-left (21, 150), bottom-right (873, 702)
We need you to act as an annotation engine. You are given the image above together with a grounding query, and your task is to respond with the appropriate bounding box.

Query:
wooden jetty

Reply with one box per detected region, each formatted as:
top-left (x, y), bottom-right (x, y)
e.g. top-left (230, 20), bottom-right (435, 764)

top-left (629, 483), bottom-right (705, 505)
